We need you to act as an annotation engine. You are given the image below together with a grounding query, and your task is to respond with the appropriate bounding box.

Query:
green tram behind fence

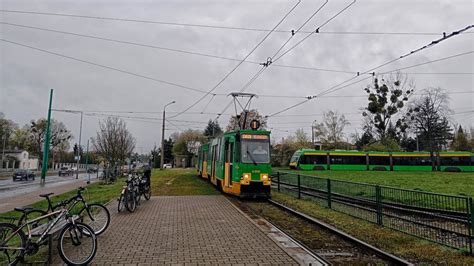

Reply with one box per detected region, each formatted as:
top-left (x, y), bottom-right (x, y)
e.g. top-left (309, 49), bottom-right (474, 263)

top-left (271, 171), bottom-right (474, 254)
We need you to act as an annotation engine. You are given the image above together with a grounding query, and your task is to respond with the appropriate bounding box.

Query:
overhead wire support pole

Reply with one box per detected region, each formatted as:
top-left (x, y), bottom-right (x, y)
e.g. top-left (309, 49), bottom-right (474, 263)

top-left (41, 89), bottom-right (54, 184)
top-left (161, 101), bottom-right (175, 170)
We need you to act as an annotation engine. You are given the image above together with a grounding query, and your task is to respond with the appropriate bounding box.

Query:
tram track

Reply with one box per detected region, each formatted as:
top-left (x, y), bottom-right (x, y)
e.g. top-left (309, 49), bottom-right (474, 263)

top-left (229, 196), bottom-right (412, 265)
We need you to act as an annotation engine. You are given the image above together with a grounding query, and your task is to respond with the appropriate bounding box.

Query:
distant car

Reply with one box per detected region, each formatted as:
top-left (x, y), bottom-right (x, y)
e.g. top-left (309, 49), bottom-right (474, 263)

top-left (163, 163), bottom-right (172, 169)
top-left (12, 170), bottom-right (35, 181)
top-left (58, 167), bottom-right (73, 176)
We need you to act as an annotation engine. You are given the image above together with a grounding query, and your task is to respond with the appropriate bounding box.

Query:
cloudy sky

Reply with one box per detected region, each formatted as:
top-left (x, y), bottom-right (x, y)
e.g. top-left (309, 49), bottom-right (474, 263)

top-left (1, 0), bottom-right (473, 152)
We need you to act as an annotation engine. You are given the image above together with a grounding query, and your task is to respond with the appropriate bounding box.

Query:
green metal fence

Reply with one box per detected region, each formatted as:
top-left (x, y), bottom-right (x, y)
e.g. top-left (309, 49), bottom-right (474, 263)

top-left (272, 171), bottom-right (473, 254)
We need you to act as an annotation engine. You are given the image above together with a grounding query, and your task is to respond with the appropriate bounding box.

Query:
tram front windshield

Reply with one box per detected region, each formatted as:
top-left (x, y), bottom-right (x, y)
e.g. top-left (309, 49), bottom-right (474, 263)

top-left (241, 137), bottom-right (270, 164)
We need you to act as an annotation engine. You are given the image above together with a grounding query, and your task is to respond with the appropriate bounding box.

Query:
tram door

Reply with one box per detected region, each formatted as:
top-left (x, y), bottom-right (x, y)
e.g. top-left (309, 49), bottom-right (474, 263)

top-left (224, 140), bottom-right (234, 187)
top-left (211, 146), bottom-right (217, 183)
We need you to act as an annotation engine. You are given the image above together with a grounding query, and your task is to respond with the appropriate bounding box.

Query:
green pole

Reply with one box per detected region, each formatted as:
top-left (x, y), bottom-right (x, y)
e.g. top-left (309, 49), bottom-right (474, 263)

top-left (41, 89), bottom-right (54, 182)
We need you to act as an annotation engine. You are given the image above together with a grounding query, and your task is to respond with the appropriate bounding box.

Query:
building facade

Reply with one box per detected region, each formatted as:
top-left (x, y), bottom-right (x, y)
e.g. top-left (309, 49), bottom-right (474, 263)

top-left (1, 150), bottom-right (39, 170)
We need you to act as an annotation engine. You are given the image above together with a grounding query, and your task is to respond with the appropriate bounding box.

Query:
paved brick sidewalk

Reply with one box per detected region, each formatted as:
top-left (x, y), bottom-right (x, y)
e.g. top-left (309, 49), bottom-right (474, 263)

top-left (55, 196), bottom-right (300, 265)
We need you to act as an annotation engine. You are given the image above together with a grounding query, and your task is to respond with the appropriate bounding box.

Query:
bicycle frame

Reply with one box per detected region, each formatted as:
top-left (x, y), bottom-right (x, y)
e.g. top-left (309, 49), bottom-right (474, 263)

top-left (37, 189), bottom-right (96, 224)
top-left (1, 200), bottom-right (80, 252)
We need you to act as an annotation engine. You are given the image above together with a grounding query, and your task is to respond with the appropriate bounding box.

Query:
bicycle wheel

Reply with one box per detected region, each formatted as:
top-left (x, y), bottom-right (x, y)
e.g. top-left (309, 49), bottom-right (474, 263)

top-left (135, 188), bottom-right (141, 205)
top-left (117, 194), bottom-right (125, 213)
top-left (78, 204), bottom-right (110, 236)
top-left (58, 222), bottom-right (97, 266)
top-left (0, 223), bottom-right (26, 266)
top-left (125, 191), bottom-right (136, 213)
top-left (144, 185), bottom-right (151, 200)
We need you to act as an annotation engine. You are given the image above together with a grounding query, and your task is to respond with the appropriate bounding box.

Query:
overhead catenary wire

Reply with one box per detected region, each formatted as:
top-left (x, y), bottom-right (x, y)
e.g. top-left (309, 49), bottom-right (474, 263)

top-left (168, 0), bottom-right (302, 119)
top-left (225, 0), bottom-right (332, 95)
top-left (266, 25), bottom-right (474, 117)
top-left (0, 38), bottom-right (210, 94)
top-left (212, 0), bottom-right (330, 120)
top-left (214, 0), bottom-right (357, 122)
top-left (1, 9), bottom-right (472, 36)
top-left (242, 0), bottom-right (355, 93)
top-left (380, 50), bottom-right (474, 74)
top-left (317, 25), bottom-right (474, 98)
top-left (0, 20), bottom-right (344, 74)
top-left (2, 21), bottom-right (471, 80)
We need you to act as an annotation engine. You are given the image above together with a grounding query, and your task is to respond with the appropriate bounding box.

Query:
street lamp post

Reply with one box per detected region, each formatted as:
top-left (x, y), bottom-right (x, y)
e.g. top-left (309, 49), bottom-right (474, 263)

top-left (161, 101), bottom-right (175, 170)
top-left (311, 120), bottom-right (318, 149)
top-left (85, 139), bottom-right (90, 184)
top-left (76, 111), bottom-right (83, 179)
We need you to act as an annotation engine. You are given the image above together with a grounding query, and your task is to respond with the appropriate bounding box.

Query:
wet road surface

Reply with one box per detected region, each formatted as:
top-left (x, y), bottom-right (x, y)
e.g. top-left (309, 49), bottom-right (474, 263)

top-left (0, 173), bottom-right (95, 200)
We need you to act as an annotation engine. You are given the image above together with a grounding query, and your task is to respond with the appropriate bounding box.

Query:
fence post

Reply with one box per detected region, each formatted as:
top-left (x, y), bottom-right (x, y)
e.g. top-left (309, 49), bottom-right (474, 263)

top-left (297, 174), bottom-right (301, 199)
top-left (327, 179), bottom-right (332, 209)
top-left (277, 172), bottom-right (280, 192)
top-left (376, 185), bottom-right (383, 225)
top-left (469, 197), bottom-right (473, 255)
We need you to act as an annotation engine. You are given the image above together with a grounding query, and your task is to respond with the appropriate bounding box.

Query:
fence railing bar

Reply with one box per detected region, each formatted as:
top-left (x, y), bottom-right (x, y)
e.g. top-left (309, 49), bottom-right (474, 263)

top-left (274, 171), bottom-right (473, 254)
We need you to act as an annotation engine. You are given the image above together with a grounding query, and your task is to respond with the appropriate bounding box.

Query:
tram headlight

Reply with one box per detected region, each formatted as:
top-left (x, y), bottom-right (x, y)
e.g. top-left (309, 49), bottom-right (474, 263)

top-left (242, 173), bottom-right (251, 180)
top-left (262, 174), bottom-right (269, 180)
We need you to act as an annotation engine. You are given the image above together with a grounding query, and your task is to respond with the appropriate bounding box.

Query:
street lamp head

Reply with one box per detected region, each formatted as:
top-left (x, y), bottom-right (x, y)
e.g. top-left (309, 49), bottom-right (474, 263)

top-left (165, 101), bottom-right (176, 109)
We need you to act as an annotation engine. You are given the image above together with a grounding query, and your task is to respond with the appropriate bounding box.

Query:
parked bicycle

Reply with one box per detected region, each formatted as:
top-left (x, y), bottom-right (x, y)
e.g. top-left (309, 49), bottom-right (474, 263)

top-left (0, 195), bottom-right (97, 265)
top-left (137, 173), bottom-right (152, 202)
top-left (17, 187), bottom-right (110, 236)
top-left (117, 175), bottom-right (137, 213)
top-left (117, 173), bottom-right (151, 213)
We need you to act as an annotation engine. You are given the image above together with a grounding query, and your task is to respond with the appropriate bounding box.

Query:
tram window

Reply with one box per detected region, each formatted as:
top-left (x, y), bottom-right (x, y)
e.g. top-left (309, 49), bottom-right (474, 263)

top-left (369, 156), bottom-right (390, 165)
top-left (392, 156), bottom-right (432, 166)
top-left (301, 155), bottom-right (327, 164)
top-left (330, 155), bottom-right (366, 165)
top-left (241, 139), bottom-right (270, 164)
top-left (290, 154), bottom-right (300, 163)
top-left (440, 156), bottom-right (470, 166)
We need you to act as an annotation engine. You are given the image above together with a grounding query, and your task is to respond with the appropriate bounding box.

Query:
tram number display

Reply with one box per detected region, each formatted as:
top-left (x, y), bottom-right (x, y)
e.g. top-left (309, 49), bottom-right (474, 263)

top-left (241, 134), bottom-right (269, 140)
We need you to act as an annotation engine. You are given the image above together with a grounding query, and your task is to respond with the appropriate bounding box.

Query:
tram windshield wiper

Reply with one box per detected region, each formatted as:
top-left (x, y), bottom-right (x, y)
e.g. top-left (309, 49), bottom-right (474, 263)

top-left (246, 148), bottom-right (258, 166)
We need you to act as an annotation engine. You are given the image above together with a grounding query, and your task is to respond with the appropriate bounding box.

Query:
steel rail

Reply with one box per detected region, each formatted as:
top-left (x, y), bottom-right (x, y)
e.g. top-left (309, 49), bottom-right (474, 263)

top-left (267, 199), bottom-right (414, 266)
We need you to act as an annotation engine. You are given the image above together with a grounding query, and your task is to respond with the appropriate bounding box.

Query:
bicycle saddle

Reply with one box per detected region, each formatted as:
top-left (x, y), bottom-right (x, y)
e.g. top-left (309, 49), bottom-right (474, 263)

top-left (39, 192), bottom-right (54, 198)
top-left (14, 207), bottom-right (34, 213)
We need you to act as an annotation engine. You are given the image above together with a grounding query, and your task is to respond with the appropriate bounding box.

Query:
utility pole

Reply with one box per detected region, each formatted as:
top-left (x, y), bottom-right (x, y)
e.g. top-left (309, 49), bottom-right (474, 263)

top-left (312, 120), bottom-right (317, 149)
top-left (76, 111), bottom-right (83, 179)
top-left (161, 101), bottom-right (175, 169)
top-left (85, 139), bottom-right (90, 184)
top-left (41, 89), bottom-right (54, 183)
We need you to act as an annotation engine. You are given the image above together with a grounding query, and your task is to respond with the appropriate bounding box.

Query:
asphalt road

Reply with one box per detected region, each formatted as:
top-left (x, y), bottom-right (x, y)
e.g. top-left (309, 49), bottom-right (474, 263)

top-left (0, 173), bottom-right (97, 200)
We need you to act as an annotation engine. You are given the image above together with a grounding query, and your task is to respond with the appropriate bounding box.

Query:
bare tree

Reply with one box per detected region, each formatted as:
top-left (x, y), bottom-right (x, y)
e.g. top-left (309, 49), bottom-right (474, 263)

top-left (29, 119), bottom-right (72, 167)
top-left (294, 128), bottom-right (311, 149)
top-left (314, 110), bottom-right (350, 149)
top-left (227, 109), bottom-right (267, 131)
top-left (408, 88), bottom-right (453, 164)
top-left (92, 117), bottom-right (135, 182)
top-left (0, 112), bottom-right (18, 150)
